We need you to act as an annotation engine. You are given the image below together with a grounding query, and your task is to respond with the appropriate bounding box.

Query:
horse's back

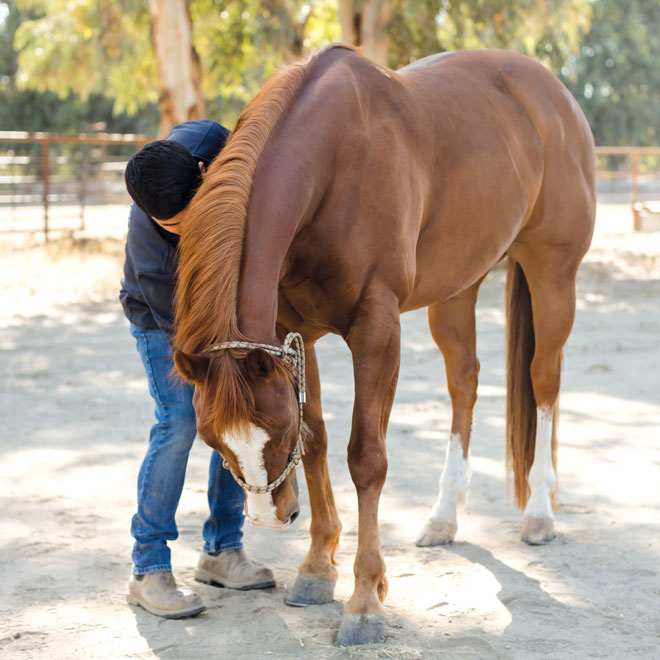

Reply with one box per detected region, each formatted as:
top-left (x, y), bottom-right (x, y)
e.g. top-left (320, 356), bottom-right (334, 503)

top-left (273, 47), bottom-right (596, 315)
top-left (398, 50), bottom-right (589, 135)
top-left (398, 49), bottom-right (595, 208)
top-left (389, 50), bottom-right (595, 308)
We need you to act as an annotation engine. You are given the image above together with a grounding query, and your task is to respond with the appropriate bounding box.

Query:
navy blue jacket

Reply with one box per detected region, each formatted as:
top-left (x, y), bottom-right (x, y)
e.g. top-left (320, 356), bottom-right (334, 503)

top-left (119, 119), bottom-right (229, 334)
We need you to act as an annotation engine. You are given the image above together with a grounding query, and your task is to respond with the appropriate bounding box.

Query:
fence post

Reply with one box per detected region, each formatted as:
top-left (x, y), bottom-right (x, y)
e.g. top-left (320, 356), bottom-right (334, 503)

top-left (631, 152), bottom-right (640, 231)
top-left (79, 145), bottom-right (87, 232)
top-left (41, 141), bottom-right (50, 241)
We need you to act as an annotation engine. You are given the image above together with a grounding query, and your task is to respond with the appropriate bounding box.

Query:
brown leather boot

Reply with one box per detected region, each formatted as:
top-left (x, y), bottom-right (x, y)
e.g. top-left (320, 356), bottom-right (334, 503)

top-left (194, 549), bottom-right (275, 590)
top-left (127, 571), bottom-right (206, 618)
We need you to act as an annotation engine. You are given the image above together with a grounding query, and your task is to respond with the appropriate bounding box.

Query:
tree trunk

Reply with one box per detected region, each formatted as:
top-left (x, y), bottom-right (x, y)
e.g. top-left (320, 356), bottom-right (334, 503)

top-left (149, 0), bottom-right (206, 136)
top-left (337, 0), bottom-right (393, 66)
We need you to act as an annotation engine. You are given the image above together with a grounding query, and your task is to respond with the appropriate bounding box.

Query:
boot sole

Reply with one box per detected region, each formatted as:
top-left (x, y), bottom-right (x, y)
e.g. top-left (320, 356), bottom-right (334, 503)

top-left (194, 568), bottom-right (276, 591)
top-left (126, 594), bottom-right (206, 619)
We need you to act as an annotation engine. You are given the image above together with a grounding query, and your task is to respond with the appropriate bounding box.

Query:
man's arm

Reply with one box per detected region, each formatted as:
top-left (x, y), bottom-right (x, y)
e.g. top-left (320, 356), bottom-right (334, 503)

top-left (133, 270), bottom-right (176, 336)
top-left (125, 204), bottom-right (178, 337)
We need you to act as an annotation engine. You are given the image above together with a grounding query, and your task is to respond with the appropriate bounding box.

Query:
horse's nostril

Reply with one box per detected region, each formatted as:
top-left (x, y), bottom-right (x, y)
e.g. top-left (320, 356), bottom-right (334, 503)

top-left (288, 509), bottom-right (300, 525)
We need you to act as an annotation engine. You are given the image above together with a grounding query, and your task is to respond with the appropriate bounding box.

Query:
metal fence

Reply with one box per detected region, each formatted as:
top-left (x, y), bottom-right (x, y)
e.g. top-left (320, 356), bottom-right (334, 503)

top-left (1, 133), bottom-right (659, 241)
top-left (0, 131), bottom-right (152, 241)
top-left (595, 146), bottom-right (660, 231)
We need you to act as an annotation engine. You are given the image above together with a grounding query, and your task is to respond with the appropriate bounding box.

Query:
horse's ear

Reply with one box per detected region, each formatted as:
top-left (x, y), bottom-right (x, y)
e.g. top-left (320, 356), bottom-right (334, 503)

top-left (174, 349), bottom-right (209, 385)
top-left (246, 348), bottom-right (276, 381)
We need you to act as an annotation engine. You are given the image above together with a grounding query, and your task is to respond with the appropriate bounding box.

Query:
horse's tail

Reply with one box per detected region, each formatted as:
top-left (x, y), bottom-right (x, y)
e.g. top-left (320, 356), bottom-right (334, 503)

top-left (505, 256), bottom-right (545, 509)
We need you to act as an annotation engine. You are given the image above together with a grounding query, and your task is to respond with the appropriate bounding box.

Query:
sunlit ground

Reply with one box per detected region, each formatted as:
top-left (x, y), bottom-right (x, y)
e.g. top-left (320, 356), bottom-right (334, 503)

top-left (0, 202), bottom-right (658, 659)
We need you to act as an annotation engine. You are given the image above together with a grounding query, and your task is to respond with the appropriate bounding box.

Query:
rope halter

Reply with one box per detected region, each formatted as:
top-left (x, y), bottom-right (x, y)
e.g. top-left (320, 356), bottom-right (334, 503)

top-left (203, 332), bottom-right (306, 494)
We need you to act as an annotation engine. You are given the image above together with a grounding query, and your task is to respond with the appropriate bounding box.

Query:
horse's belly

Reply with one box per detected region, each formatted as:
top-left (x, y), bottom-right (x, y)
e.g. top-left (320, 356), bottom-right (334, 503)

top-left (402, 252), bottom-right (498, 312)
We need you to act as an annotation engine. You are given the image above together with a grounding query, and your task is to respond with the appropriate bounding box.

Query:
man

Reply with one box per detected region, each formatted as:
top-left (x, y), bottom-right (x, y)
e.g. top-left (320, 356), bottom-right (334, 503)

top-left (120, 119), bottom-right (274, 619)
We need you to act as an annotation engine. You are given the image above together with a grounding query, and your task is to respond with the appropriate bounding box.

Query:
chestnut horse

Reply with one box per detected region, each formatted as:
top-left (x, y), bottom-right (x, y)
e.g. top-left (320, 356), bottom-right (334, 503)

top-left (173, 45), bottom-right (595, 645)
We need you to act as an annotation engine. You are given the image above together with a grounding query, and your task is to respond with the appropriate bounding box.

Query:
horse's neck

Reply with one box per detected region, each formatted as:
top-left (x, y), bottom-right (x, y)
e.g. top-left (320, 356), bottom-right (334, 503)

top-left (236, 225), bottom-right (287, 343)
top-left (236, 142), bottom-right (324, 343)
top-left (235, 54), bottom-right (371, 343)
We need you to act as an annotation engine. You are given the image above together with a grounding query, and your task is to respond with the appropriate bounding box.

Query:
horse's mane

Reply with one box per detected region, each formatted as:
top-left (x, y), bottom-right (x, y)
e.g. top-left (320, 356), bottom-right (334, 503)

top-left (174, 43), bottom-right (353, 355)
top-left (173, 43), bottom-right (355, 437)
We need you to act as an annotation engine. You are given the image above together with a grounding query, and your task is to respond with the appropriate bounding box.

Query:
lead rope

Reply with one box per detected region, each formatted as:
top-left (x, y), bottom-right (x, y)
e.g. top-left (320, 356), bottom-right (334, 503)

top-left (204, 332), bottom-right (306, 494)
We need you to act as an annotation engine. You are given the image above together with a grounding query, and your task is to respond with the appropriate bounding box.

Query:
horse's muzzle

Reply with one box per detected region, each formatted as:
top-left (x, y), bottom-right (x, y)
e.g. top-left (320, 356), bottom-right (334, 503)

top-left (249, 517), bottom-right (291, 531)
top-left (248, 505), bottom-right (300, 531)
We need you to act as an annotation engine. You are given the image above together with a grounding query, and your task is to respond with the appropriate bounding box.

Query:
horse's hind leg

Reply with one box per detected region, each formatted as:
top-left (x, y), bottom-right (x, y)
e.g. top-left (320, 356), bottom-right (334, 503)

top-left (416, 281), bottom-right (481, 547)
top-left (511, 247), bottom-right (582, 545)
top-left (286, 345), bottom-right (342, 606)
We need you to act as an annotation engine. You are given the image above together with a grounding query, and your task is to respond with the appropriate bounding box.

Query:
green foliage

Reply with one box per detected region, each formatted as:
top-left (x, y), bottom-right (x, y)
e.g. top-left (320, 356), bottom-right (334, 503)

top-left (389, 0), bottom-right (591, 70)
top-left (11, 0), bottom-right (339, 129)
top-left (0, 0), bottom-right (158, 134)
top-left (193, 0), bottom-right (340, 125)
top-left (1, 0), bottom-right (29, 90)
top-left (14, 0), bottom-right (157, 115)
top-left (559, 0), bottom-right (660, 146)
top-left (5, 0), bottom-right (660, 148)
top-left (389, 0), bottom-right (443, 65)
top-left (0, 87), bottom-right (158, 135)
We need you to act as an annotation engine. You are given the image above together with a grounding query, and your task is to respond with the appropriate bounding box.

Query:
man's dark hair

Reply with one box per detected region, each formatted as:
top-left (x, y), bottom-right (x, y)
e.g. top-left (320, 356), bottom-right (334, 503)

top-left (125, 140), bottom-right (203, 219)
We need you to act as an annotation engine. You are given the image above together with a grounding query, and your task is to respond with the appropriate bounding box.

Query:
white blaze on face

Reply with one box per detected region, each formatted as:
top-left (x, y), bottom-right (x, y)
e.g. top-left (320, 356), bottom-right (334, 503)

top-left (223, 425), bottom-right (279, 526)
top-left (524, 407), bottom-right (557, 519)
top-left (429, 433), bottom-right (470, 525)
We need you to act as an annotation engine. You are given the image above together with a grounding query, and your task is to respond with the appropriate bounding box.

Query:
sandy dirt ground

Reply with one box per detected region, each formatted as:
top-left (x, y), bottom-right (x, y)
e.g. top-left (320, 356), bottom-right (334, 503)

top-left (1, 204), bottom-right (659, 660)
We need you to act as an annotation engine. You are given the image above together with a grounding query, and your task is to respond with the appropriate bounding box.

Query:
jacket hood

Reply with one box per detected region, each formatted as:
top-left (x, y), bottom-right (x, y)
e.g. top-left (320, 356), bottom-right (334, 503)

top-left (167, 119), bottom-right (230, 164)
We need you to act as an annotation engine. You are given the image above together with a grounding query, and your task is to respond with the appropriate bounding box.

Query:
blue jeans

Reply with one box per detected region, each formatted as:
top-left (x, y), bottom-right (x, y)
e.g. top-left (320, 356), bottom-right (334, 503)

top-left (129, 324), bottom-right (246, 574)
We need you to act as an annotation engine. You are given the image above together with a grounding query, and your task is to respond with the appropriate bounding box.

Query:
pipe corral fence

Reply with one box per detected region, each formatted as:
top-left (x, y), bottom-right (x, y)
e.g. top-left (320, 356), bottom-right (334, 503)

top-left (1, 132), bottom-right (660, 241)
top-left (594, 146), bottom-right (660, 231)
top-left (0, 131), bottom-right (152, 241)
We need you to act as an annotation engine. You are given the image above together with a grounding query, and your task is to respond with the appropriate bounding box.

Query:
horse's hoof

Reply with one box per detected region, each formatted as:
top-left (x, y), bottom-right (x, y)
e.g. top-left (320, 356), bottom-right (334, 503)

top-left (285, 573), bottom-right (336, 607)
top-left (336, 613), bottom-right (386, 647)
top-left (522, 516), bottom-right (556, 545)
top-left (415, 519), bottom-right (457, 547)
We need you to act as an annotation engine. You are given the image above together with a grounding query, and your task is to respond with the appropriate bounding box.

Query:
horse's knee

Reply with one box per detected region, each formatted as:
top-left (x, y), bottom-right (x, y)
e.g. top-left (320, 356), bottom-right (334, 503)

top-left (347, 438), bottom-right (387, 490)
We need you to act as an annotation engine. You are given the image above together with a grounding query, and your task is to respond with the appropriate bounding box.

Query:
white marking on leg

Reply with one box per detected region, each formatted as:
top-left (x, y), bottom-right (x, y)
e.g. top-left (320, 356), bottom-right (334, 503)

top-left (428, 433), bottom-right (470, 525)
top-left (224, 425), bottom-right (279, 526)
top-left (524, 407), bottom-right (556, 519)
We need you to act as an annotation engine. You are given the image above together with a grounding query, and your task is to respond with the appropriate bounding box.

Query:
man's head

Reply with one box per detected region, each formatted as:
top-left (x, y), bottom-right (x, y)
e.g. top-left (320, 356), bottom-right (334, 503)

top-left (125, 140), bottom-right (205, 234)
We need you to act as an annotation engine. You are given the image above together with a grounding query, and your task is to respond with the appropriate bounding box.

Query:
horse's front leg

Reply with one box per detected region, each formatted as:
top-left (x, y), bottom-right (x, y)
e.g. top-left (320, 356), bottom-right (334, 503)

top-left (337, 302), bottom-right (401, 647)
top-left (286, 344), bottom-right (342, 606)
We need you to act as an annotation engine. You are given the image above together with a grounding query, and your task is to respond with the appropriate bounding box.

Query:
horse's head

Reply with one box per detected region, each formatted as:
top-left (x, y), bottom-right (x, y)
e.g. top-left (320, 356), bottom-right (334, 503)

top-left (175, 346), bottom-right (302, 531)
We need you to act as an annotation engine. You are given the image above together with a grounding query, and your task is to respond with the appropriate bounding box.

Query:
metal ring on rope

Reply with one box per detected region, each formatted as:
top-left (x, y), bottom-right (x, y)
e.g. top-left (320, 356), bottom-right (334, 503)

top-left (203, 332), bottom-right (306, 494)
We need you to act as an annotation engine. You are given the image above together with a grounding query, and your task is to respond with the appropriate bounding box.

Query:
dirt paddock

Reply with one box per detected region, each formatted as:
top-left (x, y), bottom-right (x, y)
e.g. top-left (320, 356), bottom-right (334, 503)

top-left (1, 204), bottom-right (659, 659)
